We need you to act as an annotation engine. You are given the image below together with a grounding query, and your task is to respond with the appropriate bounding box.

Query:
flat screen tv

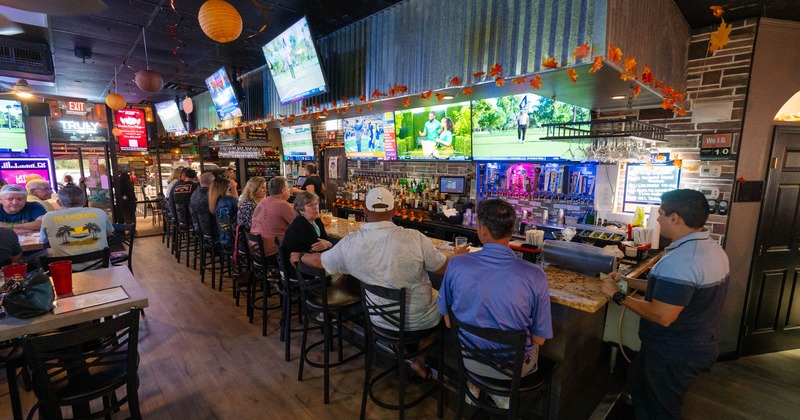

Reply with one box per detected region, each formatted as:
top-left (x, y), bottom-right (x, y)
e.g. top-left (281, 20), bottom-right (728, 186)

top-left (440, 176), bottom-right (466, 194)
top-left (0, 99), bottom-right (27, 153)
top-left (262, 16), bottom-right (328, 105)
top-left (154, 100), bottom-right (187, 134)
top-left (471, 93), bottom-right (590, 162)
top-left (280, 124), bottom-right (314, 161)
top-left (115, 108), bottom-right (148, 151)
top-left (343, 112), bottom-right (397, 160)
top-left (204, 67), bottom-right (243, 121)
top-left (394, 102), bottom-right (472, 161)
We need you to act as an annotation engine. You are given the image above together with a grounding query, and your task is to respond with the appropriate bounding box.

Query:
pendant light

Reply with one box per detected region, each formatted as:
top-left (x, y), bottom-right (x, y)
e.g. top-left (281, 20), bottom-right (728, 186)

top-left (134, 27), bottom-right (163, 93)
top-left (105, 67), bottom-right (127, 110)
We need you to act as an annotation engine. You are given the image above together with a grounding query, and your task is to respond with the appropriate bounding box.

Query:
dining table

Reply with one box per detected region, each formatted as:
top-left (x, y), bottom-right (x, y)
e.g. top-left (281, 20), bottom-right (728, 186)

top-left (17, 232), bottom-right (45, 253)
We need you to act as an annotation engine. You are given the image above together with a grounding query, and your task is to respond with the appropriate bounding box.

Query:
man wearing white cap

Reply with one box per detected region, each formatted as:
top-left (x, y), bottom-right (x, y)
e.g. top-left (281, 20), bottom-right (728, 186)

top-left (292, 186), bottom-right (461, 379)
top-left (0, 184), bottom-right (47, 232)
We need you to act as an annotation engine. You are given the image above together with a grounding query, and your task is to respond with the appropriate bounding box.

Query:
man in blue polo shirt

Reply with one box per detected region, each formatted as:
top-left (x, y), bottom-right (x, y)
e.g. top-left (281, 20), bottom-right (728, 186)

top-left (438, 199), bottom-right (553, 384)
top-left (603, 189), bottom-right (730, 419)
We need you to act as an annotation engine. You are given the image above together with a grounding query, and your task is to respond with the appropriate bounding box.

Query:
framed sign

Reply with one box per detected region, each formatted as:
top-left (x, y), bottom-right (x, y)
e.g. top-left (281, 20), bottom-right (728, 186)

top-left (623, 163), bottom-right (681, 212)
top-left (115, 108), bottom-right (148, 151)
top-left (700, 133), bottom-right (733, 161)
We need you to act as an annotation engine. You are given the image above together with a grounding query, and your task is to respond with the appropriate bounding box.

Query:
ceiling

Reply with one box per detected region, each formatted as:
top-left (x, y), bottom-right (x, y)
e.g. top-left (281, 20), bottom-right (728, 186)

top-left (0, 0), bottom-right (797, 107)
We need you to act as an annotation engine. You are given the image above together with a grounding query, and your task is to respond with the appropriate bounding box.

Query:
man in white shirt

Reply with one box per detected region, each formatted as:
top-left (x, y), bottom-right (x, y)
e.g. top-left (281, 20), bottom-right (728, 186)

top-left (517, 110), bottom-right (530, 143)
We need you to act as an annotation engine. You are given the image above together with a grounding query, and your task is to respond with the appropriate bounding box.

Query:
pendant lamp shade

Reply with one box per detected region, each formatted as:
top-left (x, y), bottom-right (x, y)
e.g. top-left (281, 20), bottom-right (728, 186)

top-left (105, 93), bottom-right (127, 111)
top-left (198, 0), bottom-right (243, 43)
top-left (182, 97), bottom-right (194, 114)
top-left (775, 90), bottom-right (800, 122)
top-left (111, 127), bottom-right (123, 137)
top-left (135, 69), bottom-right (164, 93)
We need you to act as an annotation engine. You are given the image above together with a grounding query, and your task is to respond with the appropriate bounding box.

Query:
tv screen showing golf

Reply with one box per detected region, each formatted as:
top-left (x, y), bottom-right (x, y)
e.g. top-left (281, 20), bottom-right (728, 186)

top-left (471, 93), bottom-right (590, 161)
top-left (279, 124), bottom-right (314, 161)
top-left (262, 16), bottom-right (328, 105)
top-left (343, 112), bottom-right (397, 160)
top-left (0, 99), bottom-right (26, 153)
top-left (394, 102), bottom-right (472, 161)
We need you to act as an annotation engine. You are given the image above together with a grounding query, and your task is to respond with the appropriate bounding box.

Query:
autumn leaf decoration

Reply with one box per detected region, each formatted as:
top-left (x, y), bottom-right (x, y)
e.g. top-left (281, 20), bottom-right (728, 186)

top-left (420, 89), bottom-right (433, 100)
top-left (620, 56), bottom-right (637, 81)
top-left (529, 75), bottom-right (542, 90)
top-left (449, 76), bottom-right (461, 86)
top-left (573, 42), bottom-right (590, 59)
top-left (641, 65), bottom-right (654, 84)
top-left (366, 103), bottom-right (372, 111)
top-left (488, 63), bottom-right (503, 77)
top-left (495, 77), bottom-right (505, 86)
top-left (402, 97), bottom-right (411, 107)
top-left (633, 86), bottom-right (641, 99)
top-left (511, 76), bottom-right (526, 84)
top-left (436, 93), bottom-right (446, 102)
top-left (462, 87), bottom-right (475, 95)
top-left (588, 56), bottom-right (603, 73)
top-left (371, 89), bottom-right (386, 99)
top-left (710, 5), bottom-right (724, 19)
top-left (607, 43), bottom-right (622, 62)
top-left (472, 71), bottom-right (486, 78)
top-left (567, 68), bottom-right (578, 82)
top-left (359, 94), bottom-right (366, 102)
top-left (542, 57), bottom-right (558, 69)
top-left (709, 19), bottom-right (732, 52)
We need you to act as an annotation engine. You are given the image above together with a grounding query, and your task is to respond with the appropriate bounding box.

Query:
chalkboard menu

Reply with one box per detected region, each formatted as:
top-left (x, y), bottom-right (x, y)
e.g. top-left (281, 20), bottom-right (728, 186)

top-left (623, 163), bottom-right (681, 212)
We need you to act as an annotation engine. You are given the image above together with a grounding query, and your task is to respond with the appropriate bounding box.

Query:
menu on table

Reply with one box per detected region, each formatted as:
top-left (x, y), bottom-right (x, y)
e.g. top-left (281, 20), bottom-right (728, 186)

top-left (53, 286), bottom-right (129, 314)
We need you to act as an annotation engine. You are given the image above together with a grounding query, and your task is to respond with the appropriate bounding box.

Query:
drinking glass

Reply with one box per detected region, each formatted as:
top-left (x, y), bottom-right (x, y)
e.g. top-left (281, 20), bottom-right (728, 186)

top-left (348, 214), bottom-right (356, 225)
top-left (454, 236), bottom-right (468, 248)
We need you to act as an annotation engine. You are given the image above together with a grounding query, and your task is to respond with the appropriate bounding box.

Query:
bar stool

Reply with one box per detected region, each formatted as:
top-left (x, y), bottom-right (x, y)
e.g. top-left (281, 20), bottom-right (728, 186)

top-left (294, 261), bottom-right (364, 404)
top-left (274, 238), bottom-right (306, 362)
top-left (175, 203), bottom-right (197, 267)
top-left (448, 308), bottom-right (557, 420)
top-left (158, 193), bottom-right (172, 249)
top-left (359, 282), bottom-right (444, 420)
top-left (244, 233), bottom-right (282, 336)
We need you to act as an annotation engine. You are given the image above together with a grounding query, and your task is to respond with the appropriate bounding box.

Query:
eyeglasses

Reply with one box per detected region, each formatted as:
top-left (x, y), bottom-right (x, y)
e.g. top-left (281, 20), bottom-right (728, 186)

top-left (33, 187), bottom-right (52, 192)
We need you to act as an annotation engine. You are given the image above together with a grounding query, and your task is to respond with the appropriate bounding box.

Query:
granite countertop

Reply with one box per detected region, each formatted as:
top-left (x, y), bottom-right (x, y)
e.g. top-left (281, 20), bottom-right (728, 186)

top-left (323, 217), bottom-right (364, 239)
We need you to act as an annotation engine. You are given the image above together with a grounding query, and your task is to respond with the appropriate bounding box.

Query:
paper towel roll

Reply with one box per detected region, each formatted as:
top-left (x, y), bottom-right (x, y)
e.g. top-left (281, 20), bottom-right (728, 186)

top-left (648, 206), bottom-right (661, 249)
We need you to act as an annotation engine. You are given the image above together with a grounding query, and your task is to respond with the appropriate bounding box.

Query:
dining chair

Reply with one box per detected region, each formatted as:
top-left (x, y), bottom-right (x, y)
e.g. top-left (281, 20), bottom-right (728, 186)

top-left (39, 247), bottom-right (111, 273)
top-left (110, 224), bottom-right (136, 274)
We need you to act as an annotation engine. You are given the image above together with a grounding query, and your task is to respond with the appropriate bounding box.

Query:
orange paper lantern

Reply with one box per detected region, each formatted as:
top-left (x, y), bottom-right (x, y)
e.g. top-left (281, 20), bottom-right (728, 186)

top-left (134, 69), bottom-right (163, 93)
top-left (112, 127), bottom-right (122, 137)
top-left (198, 0), bottom-right (242, 43)
top-left (105, 93), bottom-right (126, 110)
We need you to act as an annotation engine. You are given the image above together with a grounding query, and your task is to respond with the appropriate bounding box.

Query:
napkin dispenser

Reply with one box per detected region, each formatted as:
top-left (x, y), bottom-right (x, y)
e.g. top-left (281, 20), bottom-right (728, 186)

top-left (542, 240), bottom-right (617, 276)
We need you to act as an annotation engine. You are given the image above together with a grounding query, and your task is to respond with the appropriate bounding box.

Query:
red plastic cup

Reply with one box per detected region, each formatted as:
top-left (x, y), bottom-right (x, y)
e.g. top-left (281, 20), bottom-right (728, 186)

top-left (2, 263), bottom-right (27, 279)
top-left (49, 260), bottom-right (73, 296)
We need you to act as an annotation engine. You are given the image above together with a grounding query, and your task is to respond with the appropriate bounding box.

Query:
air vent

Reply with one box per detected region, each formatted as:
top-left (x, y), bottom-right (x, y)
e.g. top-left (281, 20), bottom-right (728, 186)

top-left (0, 37), bottom-right (54, 82)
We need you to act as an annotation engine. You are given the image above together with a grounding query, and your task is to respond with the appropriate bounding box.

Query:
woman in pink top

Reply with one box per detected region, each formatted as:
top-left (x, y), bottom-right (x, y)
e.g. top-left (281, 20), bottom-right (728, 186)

top-left (250, 176), bottom-right (295, 264)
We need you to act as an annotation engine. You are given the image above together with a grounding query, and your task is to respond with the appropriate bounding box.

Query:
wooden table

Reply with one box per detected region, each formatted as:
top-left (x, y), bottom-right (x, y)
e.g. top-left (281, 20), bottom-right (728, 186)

top-left (0, 266), bottom-right (149, 341)
top-left (18, 233), bottom-right (45, 252)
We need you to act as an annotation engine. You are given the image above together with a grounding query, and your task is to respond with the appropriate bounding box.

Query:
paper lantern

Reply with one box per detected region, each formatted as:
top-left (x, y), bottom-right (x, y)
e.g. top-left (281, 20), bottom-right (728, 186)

top-left (198, 0), bottom-right (242, 43)
top-left (112, 127), bottom-right (122, 137)
top-left (134, 69), bottom-right (163, 93)
top-left (182, 97), bottom-right (194, 114)
top-left (105, 93), bottom-right (126, 111)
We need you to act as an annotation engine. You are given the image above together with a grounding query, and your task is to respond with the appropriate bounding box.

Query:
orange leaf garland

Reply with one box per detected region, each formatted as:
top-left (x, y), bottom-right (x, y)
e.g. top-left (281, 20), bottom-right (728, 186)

top-left (624, 56), bottom-right (637, 74)
top-left (567, 68), bottom-right (578, 82)
top-left (331, 100), bottom-right (337, 108)
top-left (436, 93), bottom-right (446, 102)
top-left (313, 103), bottom-right (321, 109)
top-left (608, 43), bottom-right (623, 62)
top-left (633, 85), bottom-right (641, 99)
top-left (653, 80), bottom-right (664, 89)
top-left (371, 89), bottom-right (386, 99)
top-left (530, 75), bottom-right (542, 90)
top-left (677, 108), bottom-right (686, 117)
top-left (588, 56), bottom-right (603, 73)
top-left (359, 94), bottom-right (367, 102)
top-left (709, 19), bottom-right (732, 52)
top-left (300, 115), bottom-right (307, 120)
top-left (573, 42), bottom-right (590, 59)
top-left (542, 57), bottom-right (558, 69)
top-left (710, 5), bottom-right (724, 19)
top-left (341, 96), bottom-right (348, 104)
top-left (420, 89), bottom-right (433, 100)
top-left (619, 72), bottom-right (635, 81)
top-left (472, 71), bottom-right (486, 78)
top-left (367, 103), bottom-right (372, 110)
top-left (301, 106), bottom-right (307, 113)
top-left (402, 97), bottom-right (411, 107)
top-left (462, 87), bottom-right (475, 95)
top-left (449, 76), bottom-right (462, 86)
top-left (489, 63), bottom-right (503, 77)
top-left (495, 77), bottom-right (505, 86)
top-left (357, 107), bottom-right (363, 114)
top-left (641, 65), bottom-right (654, 84)
top-left (512, 76), bottom-right (526, 84)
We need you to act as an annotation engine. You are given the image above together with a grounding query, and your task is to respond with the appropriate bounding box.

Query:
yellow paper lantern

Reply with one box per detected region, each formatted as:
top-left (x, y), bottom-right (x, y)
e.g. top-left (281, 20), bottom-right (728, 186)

top-left (112, 127), bottom-right (123, 137)
top-left (105, 93), bottom-right (126, 111)
top-left (198, 0), bottom-right (242, 43)
top-left (134, 69), bottom-right (163, 93)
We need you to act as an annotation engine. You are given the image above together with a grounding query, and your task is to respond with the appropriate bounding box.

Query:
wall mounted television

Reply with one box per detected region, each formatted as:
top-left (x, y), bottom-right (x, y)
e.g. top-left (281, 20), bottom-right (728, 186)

top-left (204, 67), bottom-right (243, 121)
top-left (440, 176), bottom-right (466, 195)
top-left (343, 112), bottom-right (397, 160)
top-left (394, 101), bottom-right (472, 161)
top-left (471, 93), bottom-right (590, 162)
top-left (154, 100), bottom-right (187, 134)
top-left (0, 99), bottom-right (27, 153)
top-left (279, 124), bottom-right (314, 161)
top-left (262, 16), bottom-right (328, 105)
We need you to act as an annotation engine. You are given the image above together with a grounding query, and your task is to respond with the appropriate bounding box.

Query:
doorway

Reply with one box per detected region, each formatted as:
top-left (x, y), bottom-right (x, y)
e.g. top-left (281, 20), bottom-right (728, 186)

top-left (51, 142), bottom-right (115, 222)
top-left (742, 125), bottom-right (800, 355)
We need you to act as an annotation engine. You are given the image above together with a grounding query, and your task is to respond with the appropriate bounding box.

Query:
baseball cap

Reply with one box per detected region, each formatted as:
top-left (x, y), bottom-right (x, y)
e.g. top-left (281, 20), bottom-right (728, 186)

top-left (365, 187), bottom-right (395, 212)
top-left (0, 185), bottom-right (26, 196)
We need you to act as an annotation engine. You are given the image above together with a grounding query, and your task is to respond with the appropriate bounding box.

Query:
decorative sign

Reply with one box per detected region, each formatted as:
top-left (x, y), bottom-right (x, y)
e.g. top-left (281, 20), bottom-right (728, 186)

top-left (219, 146), bottom-right (262, 159)
top-left (0, 159), bottom-right (52, 188)
top-left (700, 133), bottom-right (733, 161)
top-left (115, 108), bottom-right (148, 151)
top-left (247, 128), bottom-right (268, 140)
top-left (623, 163), bottom-right (681, 212)
top-left (58, 120), bottom-right (101, 135)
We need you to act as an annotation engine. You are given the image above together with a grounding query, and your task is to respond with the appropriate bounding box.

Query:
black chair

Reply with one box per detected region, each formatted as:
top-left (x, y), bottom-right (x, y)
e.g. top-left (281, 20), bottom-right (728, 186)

top-left (359, 282), bottom-right (444, 420)
top-left (39, 247), bottom-right (111, 273)
top-left (448, 308), bottom-right (557, 420)
top-left (274, 238), bottom-right (306, 362)
top-left (1, 341), bottom-right (28, 420)
top-left (244, 233), bottom-right (282, 337)
top-left (294, 261), bottom-right (364, 404)
top-left (175, 203), bottom-right (198, 268)
top-left (158, 193), bottom-right (172, 248)
top-left (21, 308), bottom-right (142, 420)
top-left (110, 223), bottom-right (136, 274)
top-left (196, 215), bottom-right (226, 288)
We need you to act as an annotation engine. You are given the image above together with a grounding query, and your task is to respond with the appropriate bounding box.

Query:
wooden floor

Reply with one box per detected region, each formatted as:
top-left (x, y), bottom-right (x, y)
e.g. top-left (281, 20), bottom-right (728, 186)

top-left (2, 235), bottom-right (800, 419)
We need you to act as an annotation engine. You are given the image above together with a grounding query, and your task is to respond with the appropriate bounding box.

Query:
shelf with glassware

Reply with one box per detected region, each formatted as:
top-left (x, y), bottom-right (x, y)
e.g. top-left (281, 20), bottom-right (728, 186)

top-left (243, 149), bottom-right (281, 183)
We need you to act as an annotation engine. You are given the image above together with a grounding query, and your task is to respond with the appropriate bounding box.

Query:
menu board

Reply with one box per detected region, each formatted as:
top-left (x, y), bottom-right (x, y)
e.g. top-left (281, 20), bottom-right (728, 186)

top-left (115, 108), bottom-right (148, 151)
top-left (622, 164), bottom-right (681, 212)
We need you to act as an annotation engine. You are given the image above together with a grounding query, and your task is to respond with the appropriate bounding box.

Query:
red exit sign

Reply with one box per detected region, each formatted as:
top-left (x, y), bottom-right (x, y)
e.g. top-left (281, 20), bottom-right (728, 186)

top-left (67, 101), bottom-right (86, 112)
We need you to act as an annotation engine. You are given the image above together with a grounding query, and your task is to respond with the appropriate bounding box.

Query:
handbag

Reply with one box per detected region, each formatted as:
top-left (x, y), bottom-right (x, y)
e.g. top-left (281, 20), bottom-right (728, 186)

top-left (2, 268), bottom-right (55, 319)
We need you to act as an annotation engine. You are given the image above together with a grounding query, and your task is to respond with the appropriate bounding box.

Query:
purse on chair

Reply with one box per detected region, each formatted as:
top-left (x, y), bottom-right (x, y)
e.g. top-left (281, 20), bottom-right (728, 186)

top-left (1, 268), bottom-right (55, 319)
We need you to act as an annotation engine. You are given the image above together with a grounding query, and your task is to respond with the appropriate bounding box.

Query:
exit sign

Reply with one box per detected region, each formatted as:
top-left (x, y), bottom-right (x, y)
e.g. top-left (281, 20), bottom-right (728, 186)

top-left (66, 101), bottom-right (87, 115)
top-left (700, 133), bottom-right (733, 161)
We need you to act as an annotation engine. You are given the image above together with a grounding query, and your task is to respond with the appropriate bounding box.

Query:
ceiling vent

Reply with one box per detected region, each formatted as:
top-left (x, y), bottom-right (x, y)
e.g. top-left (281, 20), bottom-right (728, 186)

top-left (0, 37), bottom-right (54, 83)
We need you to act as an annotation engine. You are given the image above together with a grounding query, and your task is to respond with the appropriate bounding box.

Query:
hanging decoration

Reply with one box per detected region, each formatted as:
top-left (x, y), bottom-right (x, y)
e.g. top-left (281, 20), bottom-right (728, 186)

top-left (198, 0), bottom-right (243, 43)
top-left (182, 97), bottom-right (194, 114)
top-left (134, 27), bottom-right (163, 93)
top-left (168, 0), bottom-right (188, 92)
top-left (105, 67), bottom-right (126, 110)
top-left (112, 127), bottom-right (123, 137)
top-left (242, 0), bottom-right (272, 39)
